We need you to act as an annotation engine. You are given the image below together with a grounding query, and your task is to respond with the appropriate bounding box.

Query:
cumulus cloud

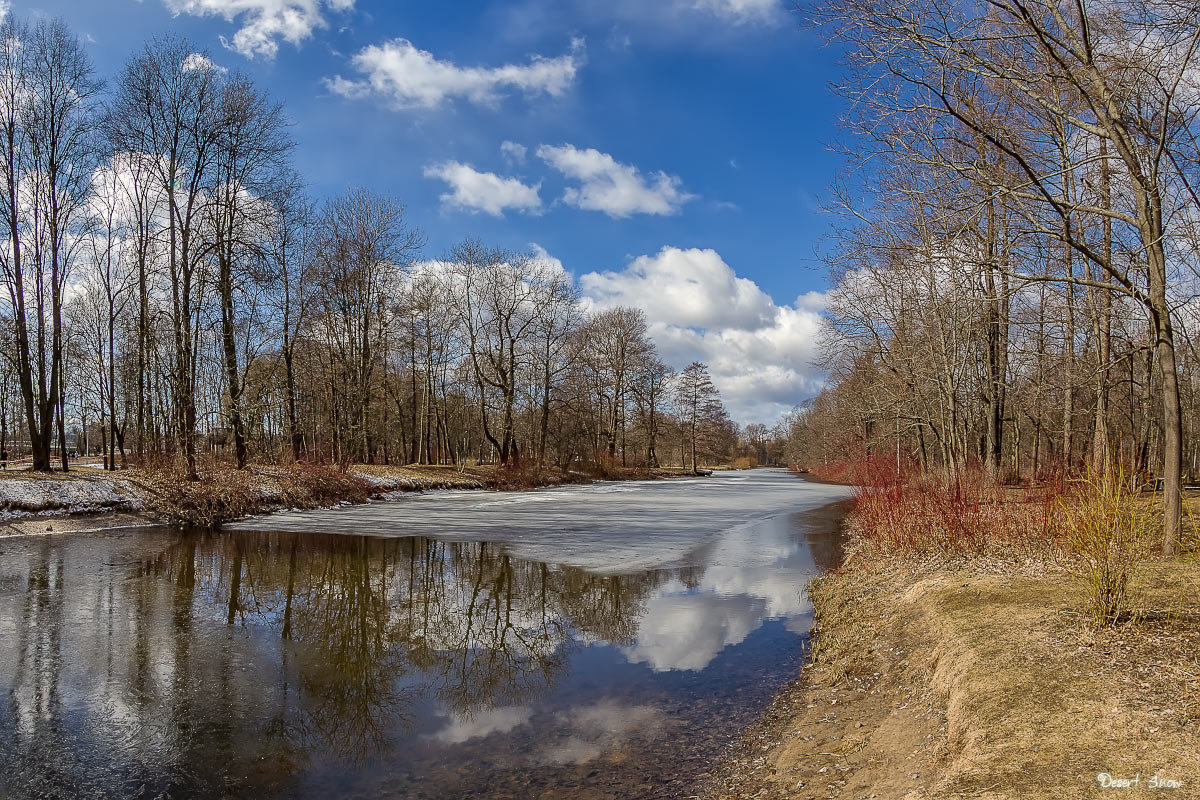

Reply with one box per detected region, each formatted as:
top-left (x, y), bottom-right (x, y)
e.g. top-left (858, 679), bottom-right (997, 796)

top-left (651, 305), bottom-right (827, 423)
top-left (326, 38), bottom-right (583, 110)
top-left (423, 161), bottom-right (541, 217)
top-left (536, 144), bottom-right (693, 218)
top-left (162, 0), bottom-right (353, 59)
top-left (580, 246), bottom-right (825, 423)
top-left (582, 246), bottom-right (774, 330)
top-left (529, 242), bottom-right (567, 275)
top-left (624, 586), bottom-right (766, 671)
top-left (623, 511), bottom-right (827, 671)
top-left (537, 701), bottom-right (665, 765)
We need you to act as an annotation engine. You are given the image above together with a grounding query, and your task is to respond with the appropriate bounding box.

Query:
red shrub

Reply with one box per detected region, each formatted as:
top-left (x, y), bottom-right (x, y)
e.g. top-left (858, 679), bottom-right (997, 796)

top-left (843, 462), bottom-right (1068, 563)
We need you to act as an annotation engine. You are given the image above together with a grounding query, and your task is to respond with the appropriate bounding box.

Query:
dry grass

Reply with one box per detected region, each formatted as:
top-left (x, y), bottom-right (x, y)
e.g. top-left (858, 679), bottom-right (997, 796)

top-left (1055, 472), bottom-right (1159, 626)
top-left (470, 463), bottom-right (589, 490)
top-left (845, 465), bottom-right (1171, 628)
top-left (150, 463), bottom-right (374, 526)
top-left (351, 463), bottom-right (486, 491)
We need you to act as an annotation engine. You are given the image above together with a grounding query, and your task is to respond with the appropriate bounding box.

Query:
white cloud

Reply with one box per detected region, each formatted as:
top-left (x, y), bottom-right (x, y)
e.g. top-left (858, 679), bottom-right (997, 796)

top-left (582, 246), bottom-right (774, 330)
top-left (326, 38), bottom-right (583, 110)
top-left (537, 701), bottom-right (665, 765)
top-left (162, 0), bottom-right (353, 59)
top-left (624, 584), bottom-right (766, 671)
top-left (500, 140), bottom-right (527, 164)
top-left (689, 0), bottom-right (782, 23)
top-left (180, 53), bottom-right (227, 73)
top-left (0, 2), bottom-right (11, 23)
top-left (651, 306), bottom-right (827, 422)
top-left (529, 243), bottom-right (567, 276)
top-left (423, 161), bottom-right (542, 217)
top-left (537, 144), bottom-right (693, 218)
top-left (622, 510), bottom-right (828, 671)
top-left (580, 247), bottom-right (826, 423)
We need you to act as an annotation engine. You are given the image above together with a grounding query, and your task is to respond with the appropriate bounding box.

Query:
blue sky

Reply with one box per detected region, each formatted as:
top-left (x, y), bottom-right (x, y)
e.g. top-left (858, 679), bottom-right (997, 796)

top-left (20, 0), bottom-right (844, 423)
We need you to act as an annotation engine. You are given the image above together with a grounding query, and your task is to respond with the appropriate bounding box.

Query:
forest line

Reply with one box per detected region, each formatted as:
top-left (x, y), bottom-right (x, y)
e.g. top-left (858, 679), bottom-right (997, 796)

top-left (0, 15), bottom-right (776, 484)
top-left (781, 0), bottom-right (1200, 554)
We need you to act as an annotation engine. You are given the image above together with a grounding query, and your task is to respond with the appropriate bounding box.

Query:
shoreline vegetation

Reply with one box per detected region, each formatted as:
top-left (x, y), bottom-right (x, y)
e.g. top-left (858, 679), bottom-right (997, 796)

top-left (707, 466), bottom-right (1200, 800)
top-left (0, 460), bottom-right (713, 531)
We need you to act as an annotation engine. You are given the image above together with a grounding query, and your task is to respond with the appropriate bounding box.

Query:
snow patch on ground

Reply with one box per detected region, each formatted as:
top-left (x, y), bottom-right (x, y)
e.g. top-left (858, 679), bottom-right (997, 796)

top-left (0, 475), bottom-right (147, 517)
top-left (350, 469), bottom-right (484, 492)
top-left (351, 470), bottom-right (404, 490)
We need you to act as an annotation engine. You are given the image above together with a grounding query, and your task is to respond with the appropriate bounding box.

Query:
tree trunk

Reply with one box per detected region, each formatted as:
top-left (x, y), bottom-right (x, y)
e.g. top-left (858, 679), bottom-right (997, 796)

top-left (1091, 140), bottom-right (1114, 477)
top-left (1149, 262), bottom-right (1183, 556)
top-left (218, 242), bottom-right (248, 470)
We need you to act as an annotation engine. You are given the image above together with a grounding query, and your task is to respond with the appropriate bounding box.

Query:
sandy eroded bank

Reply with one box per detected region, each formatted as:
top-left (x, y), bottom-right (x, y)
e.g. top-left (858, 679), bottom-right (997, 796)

top-left (706, 559), bottom-right (1200, 799)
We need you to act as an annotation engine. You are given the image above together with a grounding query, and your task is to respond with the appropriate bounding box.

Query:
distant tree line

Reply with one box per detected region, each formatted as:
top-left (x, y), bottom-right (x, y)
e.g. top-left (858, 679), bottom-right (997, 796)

top-left (0, 16), bottom-right (762, 476)
top-left (788, 0), bottom-right (1200, 554)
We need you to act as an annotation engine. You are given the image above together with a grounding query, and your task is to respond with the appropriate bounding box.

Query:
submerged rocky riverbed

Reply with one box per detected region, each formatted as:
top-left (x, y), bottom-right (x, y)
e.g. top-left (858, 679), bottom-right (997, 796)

top-left (0, 469), bottom-right (851, 799)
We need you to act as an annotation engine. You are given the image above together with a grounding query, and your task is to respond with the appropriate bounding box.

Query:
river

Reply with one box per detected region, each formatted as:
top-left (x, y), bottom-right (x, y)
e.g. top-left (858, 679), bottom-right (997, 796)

top-left (0, 468), bottom-right (851, 799)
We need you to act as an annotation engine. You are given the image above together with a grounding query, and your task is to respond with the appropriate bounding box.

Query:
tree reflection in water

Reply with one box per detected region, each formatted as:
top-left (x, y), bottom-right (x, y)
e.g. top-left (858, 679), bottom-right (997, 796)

top-left (0, 491), bottom-right (847, 798)
top-left (143, 530), bottom-right (662, 768)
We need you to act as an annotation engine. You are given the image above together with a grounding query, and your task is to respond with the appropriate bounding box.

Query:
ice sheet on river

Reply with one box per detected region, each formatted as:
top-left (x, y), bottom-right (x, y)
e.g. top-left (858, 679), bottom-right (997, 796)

top-left (228, 468), bottom-right (852, 573)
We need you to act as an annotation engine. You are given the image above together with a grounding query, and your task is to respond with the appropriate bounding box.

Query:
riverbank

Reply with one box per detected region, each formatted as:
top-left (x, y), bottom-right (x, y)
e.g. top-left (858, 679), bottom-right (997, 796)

top-left (707, 474), bottom-right (1200, 799)
top-left (0, 461), bottom-right (698, 530)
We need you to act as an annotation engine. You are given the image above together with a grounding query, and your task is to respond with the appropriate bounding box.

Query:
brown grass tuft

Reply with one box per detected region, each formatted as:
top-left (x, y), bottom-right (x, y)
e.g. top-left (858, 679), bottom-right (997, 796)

top-left (151, 463), bottom-right (373, 526)
top-left (1056, 470), bottom-right (1158, 626)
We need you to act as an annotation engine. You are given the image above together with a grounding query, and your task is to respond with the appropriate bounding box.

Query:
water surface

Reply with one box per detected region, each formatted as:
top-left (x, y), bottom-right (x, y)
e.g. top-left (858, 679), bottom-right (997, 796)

top-left (0, 469), bottom-right (850, 798)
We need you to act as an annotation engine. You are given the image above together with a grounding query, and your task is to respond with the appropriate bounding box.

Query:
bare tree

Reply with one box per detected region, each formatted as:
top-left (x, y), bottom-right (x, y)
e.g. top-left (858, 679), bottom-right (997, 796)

top-left (109, 36), bottom-right (224, 478)
top-left (814, 0), bottom-right (1200, 551)
top-left (312, 188), bottom-right (421, 464)
top-left (445, 241), bottom-right (556, 466)
top-left (0, 13), bottom-right (747, 481)
top-left (207, 71), bottom-right (292, 468)
top-left (85, 163), bottom-right (139, 468)
top-left (0, 16), bottom-right (102, 471)
top-left (264, 176), bottom-right (315, 462)
top-left (631, 355), bottom-right (672, 467)
top-left (585, 307), bottom-right (652, 464)
top-left (532, 269), bottom-right (579, 467)
top-left (675, 361), bottom-right (720, 474)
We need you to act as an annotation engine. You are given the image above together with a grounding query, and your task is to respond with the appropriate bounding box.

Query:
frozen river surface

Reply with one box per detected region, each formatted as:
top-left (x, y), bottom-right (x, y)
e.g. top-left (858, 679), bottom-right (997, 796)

top-left (0, 468), bottom-right (851, 799)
